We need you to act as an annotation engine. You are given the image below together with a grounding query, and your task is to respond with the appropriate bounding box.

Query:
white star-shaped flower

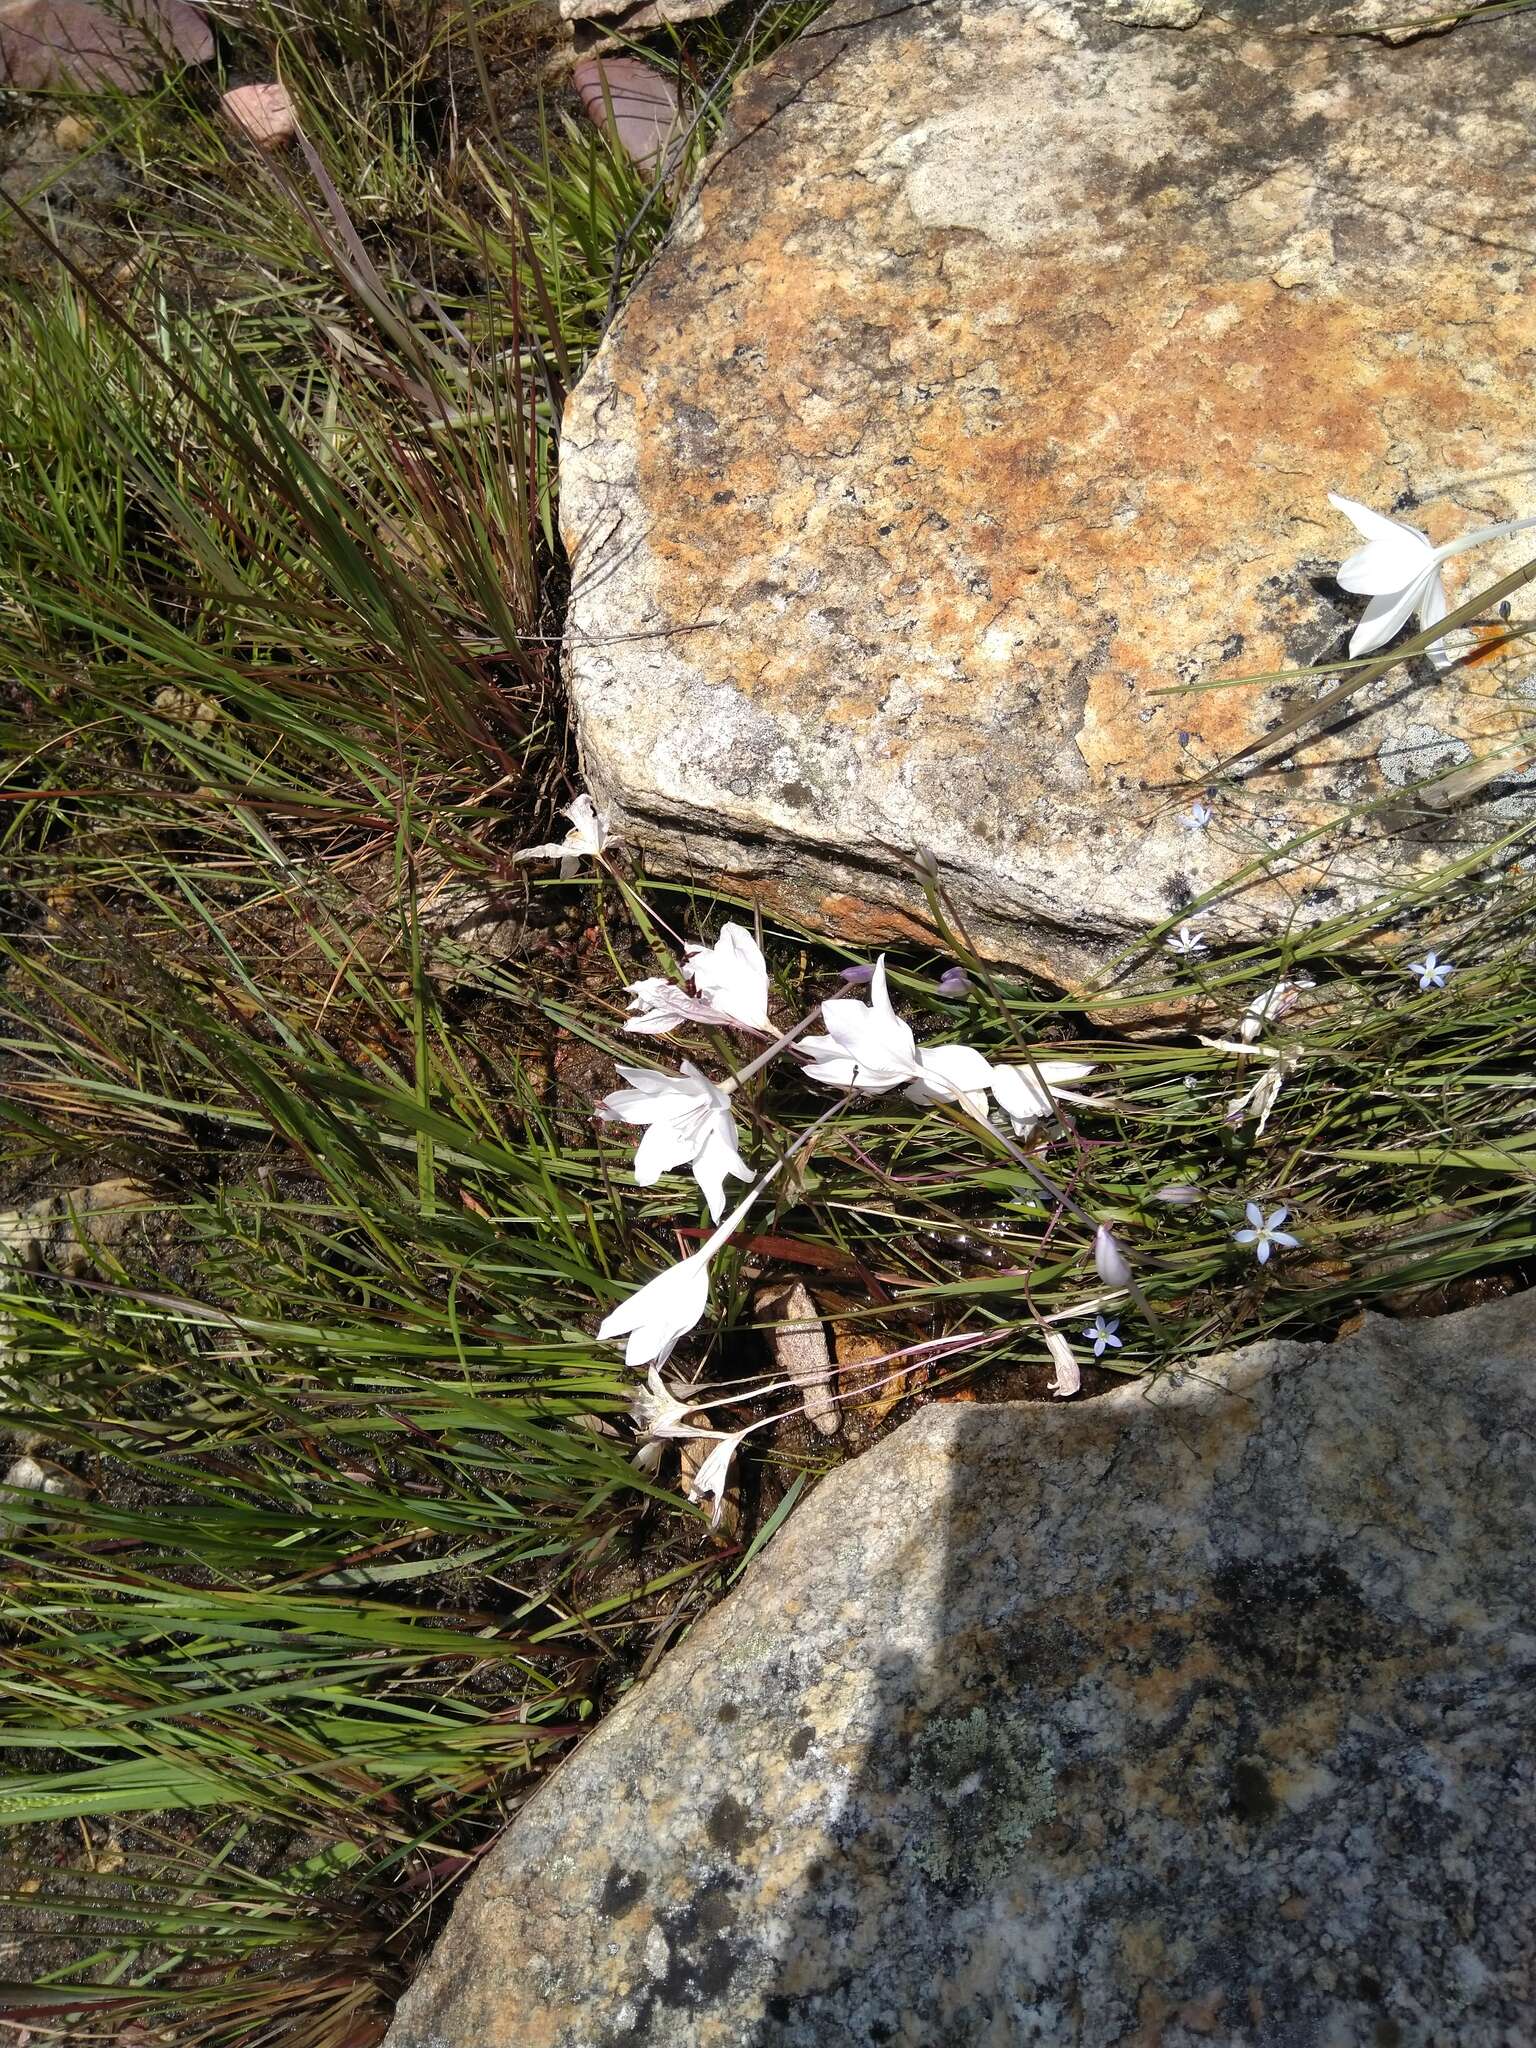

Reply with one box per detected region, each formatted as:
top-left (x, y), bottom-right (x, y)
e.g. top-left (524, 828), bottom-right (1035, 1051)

top-left (1166, 921), bottom-right (1206, 958)
top-left (598, 1060), bottom-right (750, 1222)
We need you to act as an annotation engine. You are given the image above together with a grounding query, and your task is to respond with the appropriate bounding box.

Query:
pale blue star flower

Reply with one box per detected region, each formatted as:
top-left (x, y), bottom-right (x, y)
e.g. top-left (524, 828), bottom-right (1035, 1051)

top-left (1082, 1313), bottom-right (1121, 1359)
top-left (1233, 1201), bottom-right (1299, 1266)
top-left (1406, 951), bottom-right (1453, 991)
top-left (1181, 801), bottom-right (1213, 832)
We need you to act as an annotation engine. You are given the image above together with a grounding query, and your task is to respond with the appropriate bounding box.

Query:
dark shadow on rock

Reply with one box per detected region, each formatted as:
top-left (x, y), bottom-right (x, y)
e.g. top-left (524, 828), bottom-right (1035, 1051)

top-left (383, 1298), bottom-right (1536, 2048)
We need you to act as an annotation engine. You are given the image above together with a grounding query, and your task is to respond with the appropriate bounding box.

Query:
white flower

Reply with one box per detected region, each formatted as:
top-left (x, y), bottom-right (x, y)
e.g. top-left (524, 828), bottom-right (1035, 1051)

top-left (597, 1242), bottom-right (715, 1370)
top-left (515, 792), bottom-right (616, 878)
top-left (988, 1058), bottom-right (1096, 1137)
top-left (800, 955), bottom-right (999, 1122)
top-left (799, 956), bottom-right (922, 1091)
top-left (1233, 1200), bottom-right (1299, 1265)
top-left (1406, 950), bottom-right (1453, 991)
top-left (1092, 1225), bottom-right (1132, 1290)
top-left (1331, 493), bottom-right (1536, 674)
top-left (684, 924), bottom-right (771, 1031)
top-left (1154, 1184), bottom-right (1202, 1206)
top-left (1225, 1054), bottom-right (1298, 1140)
top-left (686, 1429), bottom-right (748, 1528)
top-left (904, 1041), bottom-right (996, 1121)
top-left (1182, 801), bottom-right (1213, 831)
top-left (1330, 494), bottom-right (1453, 670)
top-left (628, 1365), bottom-right (714, 1442)
top-left (622, 978), bottom-right (740, 1036)
top-left (1043, 1330), bottom-right (1080, 1399)
top-left (598, 1060), bottom-right (750, 1222)
top-left (1239, 977), bottom-right (1314, 1044)
top-left (1167, 921), bottom-right (1206, 957)
top-left (1083, 1313), bottom-right (1121, 1359)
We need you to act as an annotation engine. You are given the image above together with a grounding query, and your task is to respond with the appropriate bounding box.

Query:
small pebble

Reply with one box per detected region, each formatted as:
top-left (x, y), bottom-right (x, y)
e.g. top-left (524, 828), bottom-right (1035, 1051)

top-left (53, 113), bottom-right (95, 150)
top-left (220, 82), bottom-right (298, 150)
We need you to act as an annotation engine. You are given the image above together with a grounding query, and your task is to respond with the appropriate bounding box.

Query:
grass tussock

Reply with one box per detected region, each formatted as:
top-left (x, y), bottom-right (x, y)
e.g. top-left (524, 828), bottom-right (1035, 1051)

top-left (0, 0), bottom-right (1534, 2040)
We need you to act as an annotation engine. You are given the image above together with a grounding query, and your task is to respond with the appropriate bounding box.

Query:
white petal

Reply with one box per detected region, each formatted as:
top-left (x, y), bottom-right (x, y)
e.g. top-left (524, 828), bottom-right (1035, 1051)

top-left (686, 1431), bottom-right (745, 1526)
top-left (597, 1253), bottom-right (713, 1370)
top-left (1418, 570), bottom-right (1455, 671)
top-left (1348, 576), bottom-right (1431, 659)
top-left (633, 1118), bottom-right (693, 1186)
top-left (1329, 493), bottom-right (1433, 594)
top-left (989, 1059), bottom-right (1094, 1127)
top-left (1244, 1200), bottom-right (1265, 1228)
top-left (687, 924), bottom-right (770, 1030)
top-left (908, 1042), bottom-right (995, 1117)
top-left (1092, 1226), bottom-right (1131, 1289)
top-left (691, 1124), bottom-right (751, 1224)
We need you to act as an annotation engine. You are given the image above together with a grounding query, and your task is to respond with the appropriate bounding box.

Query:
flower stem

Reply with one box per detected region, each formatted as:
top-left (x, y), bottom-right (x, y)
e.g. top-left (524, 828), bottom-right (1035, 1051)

top-left (725, 1008), bottom-right (818, 1090)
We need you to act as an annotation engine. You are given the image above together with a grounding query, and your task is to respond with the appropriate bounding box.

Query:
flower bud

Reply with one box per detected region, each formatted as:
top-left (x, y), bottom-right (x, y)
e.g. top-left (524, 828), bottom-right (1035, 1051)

top-left (1093, 1224), bottom-right (1132, 1290)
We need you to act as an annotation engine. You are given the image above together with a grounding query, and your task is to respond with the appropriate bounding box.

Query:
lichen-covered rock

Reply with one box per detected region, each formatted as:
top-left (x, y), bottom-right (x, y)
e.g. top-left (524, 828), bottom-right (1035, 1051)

top-left (386, 1293), bottom-right (1536, 2047)
top-left (561, 0), bottom-right (1536, 991)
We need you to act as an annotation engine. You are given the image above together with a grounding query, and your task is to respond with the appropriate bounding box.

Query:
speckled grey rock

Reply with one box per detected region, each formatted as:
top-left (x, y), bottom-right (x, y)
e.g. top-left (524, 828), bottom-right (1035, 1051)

top-left (387, 1294), bottom-right (1536, 2048)
top-left (559, 0), bottom-right (1536, 993)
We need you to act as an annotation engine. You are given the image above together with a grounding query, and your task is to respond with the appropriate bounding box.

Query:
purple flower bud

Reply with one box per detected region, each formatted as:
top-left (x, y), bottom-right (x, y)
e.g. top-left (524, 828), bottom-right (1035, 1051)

top-left (1154, 1184), bottom-right (1202, 1207)
top-left (1093, 1224), bottom-right (1132, 1290)
top-left (838, 963), bottom-right (876, 987)
top-left (936, 966), bottom-right (972, 998)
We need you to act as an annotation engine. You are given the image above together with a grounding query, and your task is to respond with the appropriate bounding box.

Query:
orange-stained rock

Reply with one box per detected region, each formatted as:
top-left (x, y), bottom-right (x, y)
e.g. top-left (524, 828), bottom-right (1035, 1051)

top-left (560, 0), bottom-right (1536, 993)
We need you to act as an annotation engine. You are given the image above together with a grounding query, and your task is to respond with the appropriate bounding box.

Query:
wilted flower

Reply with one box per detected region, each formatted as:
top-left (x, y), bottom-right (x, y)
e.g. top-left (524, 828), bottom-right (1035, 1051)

top-left (1154, 1183), bottom-right (1202, 1206)
top-left (628, 1364), bottom-right (714, 1442)
top-left (598, 1060), bottom-right (750, 1222)
top-left (685, 923), bottom-right (771, 1031)
top-left (686, 1429), bottom-right (748, 1528)
top-left (515, 792), bottom-right (616, 878)
top-left (1043, 1329), bottom-right (1080, 1399)
top-left (1082, 1313), bottom-right (1121, 1359)
top-left (1167, 921), bottom-right (1206, 958)
top-left (1239, 977), bottom-right (1314, 1043)
top-left (1093, 1224), bottom-right (1132, 1290)
top-left (623, 977), bottom-right (739, 1036)
top-left (988, 1058), bottom-right (1097, 1137)
top-left (1233, 1200), bottom-right (1299, 1265)
top-left (1181, 801), bottom-right (1213, 831)
top-left (1406, 950), bottom-right (1453, 991)
top-left (1225, 1050), bottom-right (1300, 1140)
